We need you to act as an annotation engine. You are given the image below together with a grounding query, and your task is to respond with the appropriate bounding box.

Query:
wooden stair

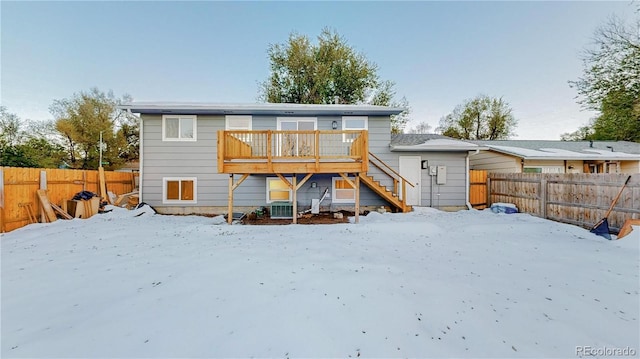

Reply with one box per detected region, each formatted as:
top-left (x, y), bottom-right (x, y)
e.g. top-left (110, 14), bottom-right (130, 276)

top-left (359, 173), bottom-right (412, 213)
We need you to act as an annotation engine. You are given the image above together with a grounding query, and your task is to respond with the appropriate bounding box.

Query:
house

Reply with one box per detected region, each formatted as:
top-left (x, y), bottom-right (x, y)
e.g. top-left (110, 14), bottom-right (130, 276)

top-left (469, 140), bottom-right (640, 174)
top-left (120, 102), bottom-right (484, 222)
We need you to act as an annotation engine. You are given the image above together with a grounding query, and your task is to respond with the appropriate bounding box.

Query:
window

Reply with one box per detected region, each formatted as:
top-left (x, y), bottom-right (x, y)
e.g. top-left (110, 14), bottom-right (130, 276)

top-left (225, 115), bottom-right (252, 130)
top-left (332, 177), bottom-right (355, 203)
top-left (163, 115), bottom-right (196, 141)
top-left (342, 116), bottom-right (368, 142)
top-left (226, 115), bottom-right (253, 144)
top-left (276, 117), bottom-right (317, 156)
top-left (523, 166), bottom-right (562, 173)
top-left (266, 177), bottom-right (292, 203)
top-left (163, 177), bottom-right (197, 204)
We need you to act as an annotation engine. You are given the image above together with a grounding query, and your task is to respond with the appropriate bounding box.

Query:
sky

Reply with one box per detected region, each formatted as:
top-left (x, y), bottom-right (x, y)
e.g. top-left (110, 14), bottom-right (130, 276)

top-left (2, 206), bottom-right (638, 357)
top-left (1, 1), bottom-right (635, 140)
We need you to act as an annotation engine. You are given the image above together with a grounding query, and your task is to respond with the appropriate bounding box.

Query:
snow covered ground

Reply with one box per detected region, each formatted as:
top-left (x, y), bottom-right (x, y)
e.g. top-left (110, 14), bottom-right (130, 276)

top-left (1, 206), bottom-right (639, 358)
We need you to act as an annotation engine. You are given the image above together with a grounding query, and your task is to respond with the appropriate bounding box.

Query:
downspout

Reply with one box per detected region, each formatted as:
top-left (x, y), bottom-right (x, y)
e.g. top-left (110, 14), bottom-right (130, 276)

top-left (128, 109), bottom-right (143, 203)
top-left (466, 149), bottom-right (480, 210)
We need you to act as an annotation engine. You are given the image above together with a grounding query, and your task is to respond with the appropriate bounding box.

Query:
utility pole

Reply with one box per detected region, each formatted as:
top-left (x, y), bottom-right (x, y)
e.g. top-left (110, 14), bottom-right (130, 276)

top-left (99, 131), bottom-right (104, 168)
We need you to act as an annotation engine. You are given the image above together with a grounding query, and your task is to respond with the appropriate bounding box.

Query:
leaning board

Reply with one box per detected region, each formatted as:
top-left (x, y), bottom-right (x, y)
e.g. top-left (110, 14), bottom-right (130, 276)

top-left (36, 189), bottom-right (57, 223)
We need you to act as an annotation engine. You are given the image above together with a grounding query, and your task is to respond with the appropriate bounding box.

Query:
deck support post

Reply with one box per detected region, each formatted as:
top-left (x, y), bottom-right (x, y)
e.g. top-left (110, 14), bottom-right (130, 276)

top-left (228, 174), bottom-right (233, 224)
top-left (227, 173), bottom-right (250, 224)
top-left (338, 172), bottom-right (361, 224)
top-left (355, 173), bottom-right (360, 224)
top-left (292, 175), bottom-right (297, 224)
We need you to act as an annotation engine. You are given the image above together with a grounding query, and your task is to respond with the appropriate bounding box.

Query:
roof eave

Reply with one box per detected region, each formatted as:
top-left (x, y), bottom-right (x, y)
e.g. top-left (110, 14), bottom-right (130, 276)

top-left (118, 103), bottom-right (404, 116)
top-left (485, 148), bottom-right (639, 161)
top-left (391, 145), bottom-right (487, 152)
top-left (523, 156), bottom-right (640, 161)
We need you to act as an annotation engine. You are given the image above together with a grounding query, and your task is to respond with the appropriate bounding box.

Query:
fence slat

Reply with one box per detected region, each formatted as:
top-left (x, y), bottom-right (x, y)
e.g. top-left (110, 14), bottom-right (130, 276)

top-left (1, 167), bottom-right (136, 233)
top-left (487, 173), bottom-right (639, 232)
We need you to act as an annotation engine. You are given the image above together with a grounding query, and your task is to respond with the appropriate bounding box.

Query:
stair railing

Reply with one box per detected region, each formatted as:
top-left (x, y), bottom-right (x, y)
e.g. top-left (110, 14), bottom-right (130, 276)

top-left (367, 152), bottom-right (415, 207)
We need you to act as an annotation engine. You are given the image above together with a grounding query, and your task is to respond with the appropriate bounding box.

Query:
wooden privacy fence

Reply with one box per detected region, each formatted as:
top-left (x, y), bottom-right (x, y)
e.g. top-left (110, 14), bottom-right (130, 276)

top-left (486, 173), bottom-right (639, 232)
top-left (0, 167), bottom-right (137, 233)
top-left (469, 170), bottom-right (488, 209)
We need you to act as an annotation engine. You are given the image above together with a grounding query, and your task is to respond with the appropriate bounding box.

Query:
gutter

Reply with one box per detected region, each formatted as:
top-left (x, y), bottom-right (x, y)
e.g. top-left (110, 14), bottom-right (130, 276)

top-left (126, 109), bottom-right (143, 203)
top-left (391, 145), bottom-right (487, 152)
top-left (466, 149), bottom-right (480, 210)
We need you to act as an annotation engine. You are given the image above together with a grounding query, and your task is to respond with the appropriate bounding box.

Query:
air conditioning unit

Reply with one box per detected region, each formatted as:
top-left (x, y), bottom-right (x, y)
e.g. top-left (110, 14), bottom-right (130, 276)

top-left (270, 201), bottom-right (293, 219)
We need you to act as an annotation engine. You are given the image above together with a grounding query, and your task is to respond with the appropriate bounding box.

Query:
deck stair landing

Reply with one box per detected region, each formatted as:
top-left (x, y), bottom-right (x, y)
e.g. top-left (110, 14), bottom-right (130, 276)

top-left (359, 152), bottom-right (413, 213)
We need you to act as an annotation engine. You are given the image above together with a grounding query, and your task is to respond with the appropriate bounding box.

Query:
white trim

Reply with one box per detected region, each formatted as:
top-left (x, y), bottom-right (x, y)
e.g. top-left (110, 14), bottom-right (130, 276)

top-left (341, 116), bottom-right (368, 130)
top-left (162, 177), bottom-right (197, 204)
top-left (162, 115), bottom-right (197, 141)
top-left (276, 117), bottom-right (317, 130)
top-left (342, 116), bottom-right (368, 142)
top-left (225, 115), bottom-right (252, 130)
top-left (523, 166), bottom-right (563, 174)
top-left (276, 117), bottom-right (317, 156)
top-left (399, 156), bottom-right (421, 206)
top-left (332, 176), bottom-right (356, 204)
top-left (138, 112), bottom-right (144, 203)
top-left (266, 177), bottom-right (292, 203)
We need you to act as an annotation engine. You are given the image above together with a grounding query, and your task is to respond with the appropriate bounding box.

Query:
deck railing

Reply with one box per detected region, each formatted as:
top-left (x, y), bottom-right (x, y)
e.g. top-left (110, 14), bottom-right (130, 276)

top-left (218, 130), bottom-right (368, 161)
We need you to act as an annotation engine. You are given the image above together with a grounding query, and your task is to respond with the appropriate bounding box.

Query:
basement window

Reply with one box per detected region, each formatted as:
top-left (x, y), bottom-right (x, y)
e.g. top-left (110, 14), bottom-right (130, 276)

top-left (163, 177), bottom-right (197, 204)
top-left (332, 177), bottom-right (355, 203)
top-left (266, 177), bottom-right (292, 203)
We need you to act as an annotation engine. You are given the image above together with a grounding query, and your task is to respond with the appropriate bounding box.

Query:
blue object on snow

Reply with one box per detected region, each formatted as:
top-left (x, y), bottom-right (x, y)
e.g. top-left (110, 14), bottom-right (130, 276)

top-left (490, 203), bottom-right (519, 214)
top-left (590, 218), bottom-right (612, 240)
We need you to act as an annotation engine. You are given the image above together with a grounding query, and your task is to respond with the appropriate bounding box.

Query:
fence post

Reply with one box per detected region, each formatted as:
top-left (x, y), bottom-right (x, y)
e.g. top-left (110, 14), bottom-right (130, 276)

top-left (39, 170), bottom-right (47, 223)
top-left (540, 176), bottom-right (547, 219)
top-left (0, 168), bottom-right (5, 233)
top-left (486, 176), bottom-right (491, 207)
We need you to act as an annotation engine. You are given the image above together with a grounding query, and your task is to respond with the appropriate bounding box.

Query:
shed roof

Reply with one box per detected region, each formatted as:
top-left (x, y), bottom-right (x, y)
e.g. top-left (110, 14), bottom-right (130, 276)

top-left (390, 134), bottom-right (484, 152)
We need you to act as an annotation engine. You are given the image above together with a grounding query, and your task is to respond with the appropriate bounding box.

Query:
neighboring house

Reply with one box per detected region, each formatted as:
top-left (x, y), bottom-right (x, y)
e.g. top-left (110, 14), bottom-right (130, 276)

top-left (115, 160), bottom-right (140, 173)
top-left (120, 102), bottom-right (485, 220)
top-left (469, 140), bottom-right (640, 174)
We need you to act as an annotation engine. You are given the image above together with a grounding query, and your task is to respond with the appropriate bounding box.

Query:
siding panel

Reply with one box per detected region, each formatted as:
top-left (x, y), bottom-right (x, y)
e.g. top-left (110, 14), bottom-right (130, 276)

top-left (141, 113), bottom-right (468, 212)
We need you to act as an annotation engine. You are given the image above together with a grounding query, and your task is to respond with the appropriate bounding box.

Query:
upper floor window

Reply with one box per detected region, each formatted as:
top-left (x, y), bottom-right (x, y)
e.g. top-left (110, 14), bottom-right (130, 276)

top-left (276, 117), bottom-right (317, 156)
top-left (163, 115), bottom-right (196, 141)
top-left (226, 115), bottom-right (252, 130)
top-left (342, 116), bottom-right (368, 142)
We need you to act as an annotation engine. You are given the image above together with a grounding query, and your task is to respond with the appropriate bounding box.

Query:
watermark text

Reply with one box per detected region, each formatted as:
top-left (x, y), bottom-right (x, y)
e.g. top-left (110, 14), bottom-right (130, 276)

top-left (576, 346), bottom-right (636, 357)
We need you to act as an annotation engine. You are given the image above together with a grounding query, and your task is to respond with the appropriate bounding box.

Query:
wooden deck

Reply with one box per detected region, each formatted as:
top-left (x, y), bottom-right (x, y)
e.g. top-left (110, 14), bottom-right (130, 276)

top-left (218, 130), bottom-right (413, 224)
top-left (217, 130), bottom-right (368, 174)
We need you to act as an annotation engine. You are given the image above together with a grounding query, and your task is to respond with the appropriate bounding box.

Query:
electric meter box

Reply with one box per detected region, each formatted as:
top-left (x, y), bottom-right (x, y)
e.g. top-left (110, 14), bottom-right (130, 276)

top-left (436, 166), bottom-right (447, 185)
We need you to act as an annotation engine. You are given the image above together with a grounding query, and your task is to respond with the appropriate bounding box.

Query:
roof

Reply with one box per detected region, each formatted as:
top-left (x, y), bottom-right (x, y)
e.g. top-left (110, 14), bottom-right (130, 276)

top-left (120, 102), bottom-right (405, 116)
top-left (471, 140), bottom-right (640, 160)
top-left (390, 134), bottom-right (485, 152)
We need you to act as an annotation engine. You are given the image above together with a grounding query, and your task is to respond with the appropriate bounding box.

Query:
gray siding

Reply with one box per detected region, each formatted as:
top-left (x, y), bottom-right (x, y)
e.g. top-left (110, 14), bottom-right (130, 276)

top-left (141, 113), bottom-right (467, 212)
top-left (141, 114), bottom-right (227, 207)
top-left (393, 152), bottom-right (467, 208)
